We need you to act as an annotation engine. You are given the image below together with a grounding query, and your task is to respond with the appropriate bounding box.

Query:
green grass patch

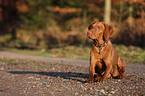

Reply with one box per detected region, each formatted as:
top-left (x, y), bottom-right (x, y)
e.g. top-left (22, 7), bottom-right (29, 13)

top-left (0, 58), bottom-right (20, 65)
top-left (0, 45), bottom-right (90, 59)
top-left (114, 44), bottom-right (145, 63)
top-left (0, 58), bottom-right (11, 62)
top-left (0, 45), bottom-right (145, 63)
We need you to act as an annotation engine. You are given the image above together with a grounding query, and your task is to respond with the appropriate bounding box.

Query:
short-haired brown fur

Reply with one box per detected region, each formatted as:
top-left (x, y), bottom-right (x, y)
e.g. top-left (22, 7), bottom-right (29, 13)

top-left (87, 21), bottom-right (126, 83)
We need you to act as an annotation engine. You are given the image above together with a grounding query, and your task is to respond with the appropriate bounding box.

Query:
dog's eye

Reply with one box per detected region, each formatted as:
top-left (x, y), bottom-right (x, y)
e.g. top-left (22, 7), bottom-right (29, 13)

top-left (98, 26), bottom-right (101, 29)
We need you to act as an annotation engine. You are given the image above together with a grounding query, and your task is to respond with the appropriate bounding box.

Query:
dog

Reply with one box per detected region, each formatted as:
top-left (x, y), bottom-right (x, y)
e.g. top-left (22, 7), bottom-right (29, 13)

top-left (87, 21), bottom-right (126, 83)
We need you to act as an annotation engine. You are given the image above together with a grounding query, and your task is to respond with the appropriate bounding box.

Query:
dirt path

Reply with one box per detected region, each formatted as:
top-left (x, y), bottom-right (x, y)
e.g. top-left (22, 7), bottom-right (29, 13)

top-left (0, 51), bottom-right (145, 74)
top-left (0, 51), bottom-right (145, 96)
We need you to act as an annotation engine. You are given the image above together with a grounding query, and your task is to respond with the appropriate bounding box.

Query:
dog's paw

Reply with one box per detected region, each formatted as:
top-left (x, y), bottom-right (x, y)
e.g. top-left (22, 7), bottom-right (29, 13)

top-left (97, 77), bottom-right (105, 82)
top-left (115, 75), bottom-right (124, 79)
top-left (86, 79), bottom-right (94, 83)
top-left (95, 75), bottom-right (101, 80)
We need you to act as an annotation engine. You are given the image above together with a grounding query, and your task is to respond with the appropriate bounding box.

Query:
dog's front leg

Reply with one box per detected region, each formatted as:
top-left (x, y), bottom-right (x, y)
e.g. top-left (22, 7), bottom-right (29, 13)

top-left (87, 57), bottom-right (98, 83)
top-left (98, 63), bottom-right (112, 82)
top-left (87, 65), bottom-right (95, 83)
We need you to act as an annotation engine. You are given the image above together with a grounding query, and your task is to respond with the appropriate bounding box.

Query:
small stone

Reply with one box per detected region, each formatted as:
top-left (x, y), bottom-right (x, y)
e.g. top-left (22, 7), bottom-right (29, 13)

top-left (46, 85), bottom-right (50, 87)
top-left (89, 87), bottom-right (93, 90)
top-left (100, 89), bottom-right (105, 94)
top-left (117, 79), bottom-right (121, 82)
top-left (32, 85), bottom-right (36, 88)
top-left (36, 78), bottom-right (40, 80)
top-left (28, 77), bottom-right (33, 79)
top-left (75, 92), bottom-right (79, 95)
top-left (110, 91), bottom-right (116, 94)
top-left (84, 88), bottom-right (87, 90)
top-left (108, 94), bottom-right (112, 96)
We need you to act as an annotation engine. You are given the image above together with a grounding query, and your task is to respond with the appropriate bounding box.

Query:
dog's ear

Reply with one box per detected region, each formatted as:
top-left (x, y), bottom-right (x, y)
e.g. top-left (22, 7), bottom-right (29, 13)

top-left (103, 24), bottom-right (114, 40)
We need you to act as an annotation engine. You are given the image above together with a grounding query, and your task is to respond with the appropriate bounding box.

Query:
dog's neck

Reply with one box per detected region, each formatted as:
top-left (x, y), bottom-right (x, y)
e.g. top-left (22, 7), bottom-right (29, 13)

top-left (93, 38), bottom-right (109, 54)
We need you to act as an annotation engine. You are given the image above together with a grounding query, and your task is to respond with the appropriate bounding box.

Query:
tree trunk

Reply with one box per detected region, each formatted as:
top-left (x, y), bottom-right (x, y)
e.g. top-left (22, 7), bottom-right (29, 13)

top-left (11, 28), bottom-right (17, 40)
top-left (128, 5), bottom-right (133, 26)
top-left (104, 0), bottom-right (111, 25)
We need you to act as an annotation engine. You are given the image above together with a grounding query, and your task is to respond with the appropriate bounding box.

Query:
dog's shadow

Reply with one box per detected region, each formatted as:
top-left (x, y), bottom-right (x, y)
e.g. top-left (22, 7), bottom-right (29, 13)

top-left (8, 71), bottom-right (89, 83)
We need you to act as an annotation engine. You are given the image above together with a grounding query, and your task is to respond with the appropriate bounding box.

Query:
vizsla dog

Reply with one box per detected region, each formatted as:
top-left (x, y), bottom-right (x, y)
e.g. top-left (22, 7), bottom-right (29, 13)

top-left (87, 21), bottom-right (126, 83)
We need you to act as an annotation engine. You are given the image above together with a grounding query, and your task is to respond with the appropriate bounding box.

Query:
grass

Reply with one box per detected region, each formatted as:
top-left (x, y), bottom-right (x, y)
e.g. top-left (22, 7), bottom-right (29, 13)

top-left (0, 58), bottom-right (12, 62)
top-left (0, 58), bottom-right (23, 65)
top-left (0, 58), bottom-right (46, 68)
top-left (0, 45), bottom-right (145, 63)
top-left (114, 45), bottom-right (145, 63)
top-left (0, 45), bottom-right (90, 59)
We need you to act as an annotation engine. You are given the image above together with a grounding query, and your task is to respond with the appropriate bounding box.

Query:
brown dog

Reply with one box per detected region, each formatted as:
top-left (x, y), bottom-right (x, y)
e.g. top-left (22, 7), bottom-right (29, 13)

top-left (87, 21), bottom-right (126, 83)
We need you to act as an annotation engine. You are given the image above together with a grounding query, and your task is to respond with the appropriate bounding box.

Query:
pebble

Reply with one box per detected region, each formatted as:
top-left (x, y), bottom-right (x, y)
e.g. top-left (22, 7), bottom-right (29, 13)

top-left (100, 89), bottom-right (105, 94)
top-left (0, 68), bottom-right (4, 70)
top-left (84, 88), bottom-right (87, 90)
top-left (28, 77), bottom-right (34, 79)
top-left (75, 92), bottom-right (79, 95)
top-left (88, 87), bottom-right (93, 90)
top-left (36, 78), bottom-right (40, 80)
top-left (110, 90), bottom-right (116, 94)
top-left (108, 94), bottom-right (112, 96)
top-left (46, 85), bottom-right (50, 88)
top-left (117, 79), bottom-right (121, 82)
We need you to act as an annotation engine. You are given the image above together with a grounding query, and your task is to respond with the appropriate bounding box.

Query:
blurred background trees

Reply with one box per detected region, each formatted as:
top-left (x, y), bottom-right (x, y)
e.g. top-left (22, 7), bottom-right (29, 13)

top-left (0, 0), bottom-right (145, 49)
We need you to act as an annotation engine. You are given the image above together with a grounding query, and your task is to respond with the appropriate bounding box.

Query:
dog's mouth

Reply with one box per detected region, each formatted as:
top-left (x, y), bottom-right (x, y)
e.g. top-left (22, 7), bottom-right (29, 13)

top-left (87, 34), bottom-right (98, 40)
top-left (88, 35), bottom-right (97, 40)
top-left (87, 31), bottom-right (92, 37)
top-left (88, 36), bottom-right (95, 40)
top-left (88, 35), bottom-right (92, 39)
top-left (87, 31), bottom-right (95, 40)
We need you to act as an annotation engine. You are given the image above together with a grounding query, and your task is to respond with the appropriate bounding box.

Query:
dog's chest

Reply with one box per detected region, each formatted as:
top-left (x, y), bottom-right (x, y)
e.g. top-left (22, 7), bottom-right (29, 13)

top-left (96, 59), bottom-right (106, 69)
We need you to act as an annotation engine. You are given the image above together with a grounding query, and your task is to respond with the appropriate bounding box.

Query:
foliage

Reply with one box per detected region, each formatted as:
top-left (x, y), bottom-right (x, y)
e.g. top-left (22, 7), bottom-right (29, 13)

top-left (20, 0), bottom-right (53, 30)
top-left (0, 0), bottom-right (145, 50)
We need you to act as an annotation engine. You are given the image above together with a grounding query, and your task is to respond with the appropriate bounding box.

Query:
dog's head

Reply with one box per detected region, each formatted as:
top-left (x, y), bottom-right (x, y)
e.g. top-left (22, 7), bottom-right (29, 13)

top-left (87, 21), bottom-right (113, 41)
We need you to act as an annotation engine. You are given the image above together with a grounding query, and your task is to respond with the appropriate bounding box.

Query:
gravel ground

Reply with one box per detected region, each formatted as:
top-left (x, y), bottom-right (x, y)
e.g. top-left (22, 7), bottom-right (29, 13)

top-left (0, 51), bottom-right (145, 96)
